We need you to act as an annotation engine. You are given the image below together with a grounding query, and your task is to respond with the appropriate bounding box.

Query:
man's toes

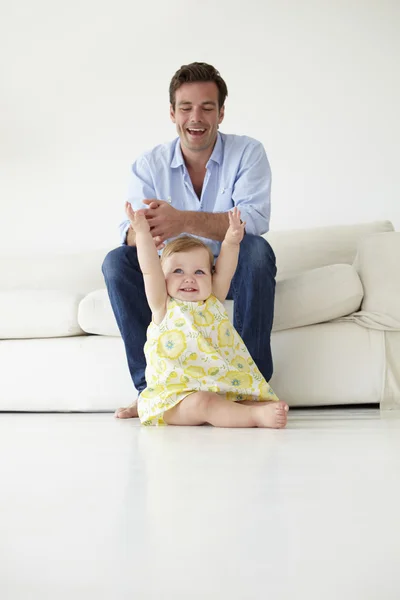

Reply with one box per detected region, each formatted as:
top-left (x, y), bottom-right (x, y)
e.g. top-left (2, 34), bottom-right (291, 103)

top-left (115, 403), bottom-right (139, 419)
top-left (115, 407), bottom-right (133, 419)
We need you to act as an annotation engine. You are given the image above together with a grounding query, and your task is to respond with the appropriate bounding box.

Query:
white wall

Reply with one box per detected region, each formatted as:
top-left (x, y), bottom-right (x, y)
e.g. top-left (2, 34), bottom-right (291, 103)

top-left (1, 0), bottom-right (399, 254)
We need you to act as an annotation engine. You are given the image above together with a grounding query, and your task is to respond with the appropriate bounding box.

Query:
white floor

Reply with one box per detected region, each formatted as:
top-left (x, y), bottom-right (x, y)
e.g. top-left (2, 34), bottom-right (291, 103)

top-left (1, 408), bottom-right (400, 600)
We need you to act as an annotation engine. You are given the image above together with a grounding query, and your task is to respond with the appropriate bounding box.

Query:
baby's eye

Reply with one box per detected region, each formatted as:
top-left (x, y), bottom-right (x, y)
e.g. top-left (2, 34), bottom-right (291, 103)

top-left (195, 270), bottom-right (205, 275)
top-left (173, 268), bottom-right (183, 274)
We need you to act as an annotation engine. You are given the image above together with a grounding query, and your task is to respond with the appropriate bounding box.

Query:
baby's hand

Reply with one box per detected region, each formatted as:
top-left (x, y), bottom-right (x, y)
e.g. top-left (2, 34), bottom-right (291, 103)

top-left (224, 207), bottom-right (246, 245)
top-left (125, 202), bottom-right (150, 233)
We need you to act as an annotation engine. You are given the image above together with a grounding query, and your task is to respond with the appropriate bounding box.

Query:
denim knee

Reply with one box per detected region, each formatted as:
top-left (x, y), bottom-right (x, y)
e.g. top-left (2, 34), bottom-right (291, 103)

top-left (102, 246), bottom-right (136, 280)
top-left (239, 235), bottom-right (276, 277)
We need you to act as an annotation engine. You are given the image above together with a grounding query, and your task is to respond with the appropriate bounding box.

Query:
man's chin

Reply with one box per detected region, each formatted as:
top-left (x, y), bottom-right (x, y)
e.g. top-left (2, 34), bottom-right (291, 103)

top-left (181, 136), bottom-right (215, 153)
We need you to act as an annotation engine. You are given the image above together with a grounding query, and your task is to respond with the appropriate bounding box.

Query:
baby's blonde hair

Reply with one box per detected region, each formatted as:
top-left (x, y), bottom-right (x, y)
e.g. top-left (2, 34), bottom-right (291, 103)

top-left (160, 236), bottom-right (214, 270)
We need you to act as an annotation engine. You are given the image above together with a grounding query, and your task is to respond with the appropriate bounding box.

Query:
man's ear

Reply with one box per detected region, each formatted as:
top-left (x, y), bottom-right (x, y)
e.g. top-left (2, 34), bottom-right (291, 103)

top-left (218, 105), bottom-right (225, 126)
top-left (170, 104), bottom-right (176, 124)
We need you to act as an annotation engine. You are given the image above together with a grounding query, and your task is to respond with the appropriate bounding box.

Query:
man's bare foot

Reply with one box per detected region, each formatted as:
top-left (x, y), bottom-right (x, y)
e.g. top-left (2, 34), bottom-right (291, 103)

top-left (254, 401), bottom-right (289, 429)
top-left (114, 400), bottom-right (138, 419)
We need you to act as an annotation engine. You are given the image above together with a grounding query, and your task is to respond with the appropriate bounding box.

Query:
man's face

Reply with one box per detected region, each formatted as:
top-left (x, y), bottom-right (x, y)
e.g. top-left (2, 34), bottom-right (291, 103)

top-left (162, 248), bottom-right (213, 302)
top-left (170, 82), bottom-right (225, 154)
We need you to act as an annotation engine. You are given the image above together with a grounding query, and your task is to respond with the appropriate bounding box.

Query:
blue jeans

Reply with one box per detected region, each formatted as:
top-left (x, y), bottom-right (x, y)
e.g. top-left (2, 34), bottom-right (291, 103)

top-left (102, 234), bottom-right (277, 394)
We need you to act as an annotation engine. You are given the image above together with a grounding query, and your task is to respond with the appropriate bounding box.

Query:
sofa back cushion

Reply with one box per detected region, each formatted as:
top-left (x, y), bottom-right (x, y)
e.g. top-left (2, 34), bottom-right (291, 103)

top-left (79, 263), bottom-right (364, 336)
top-left (273, 264), bottom-right (363, 331)
top-left (265, 220), bottom-right (394, 280)
top-left (0, 250), bottom-right (107, 294)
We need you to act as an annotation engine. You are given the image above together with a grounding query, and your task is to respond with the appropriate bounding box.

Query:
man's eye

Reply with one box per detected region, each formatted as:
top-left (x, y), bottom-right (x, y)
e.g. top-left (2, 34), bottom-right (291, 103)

top-left (203, 108), bottom-right (213, 112)
top-left (181, 108), bottom-right (191, 112)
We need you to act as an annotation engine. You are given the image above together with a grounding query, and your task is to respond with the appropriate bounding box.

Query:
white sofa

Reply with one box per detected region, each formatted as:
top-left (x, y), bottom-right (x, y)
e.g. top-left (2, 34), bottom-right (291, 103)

top-left (1, 221), bottom-right (400, 412)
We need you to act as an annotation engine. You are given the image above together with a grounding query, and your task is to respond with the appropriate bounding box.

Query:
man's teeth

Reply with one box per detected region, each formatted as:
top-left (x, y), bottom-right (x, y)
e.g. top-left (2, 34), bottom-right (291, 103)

top-left (188, 128), bottom-right (205, 133)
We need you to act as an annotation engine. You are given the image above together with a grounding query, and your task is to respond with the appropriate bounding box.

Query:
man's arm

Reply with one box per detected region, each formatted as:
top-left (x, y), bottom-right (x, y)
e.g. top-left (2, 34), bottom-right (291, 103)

top-left (182, 211), bottom-right (229, 242)
top-left (230, 141), bottom-right (271, 236)
top-left (140, 202), bottom-right (230, 244)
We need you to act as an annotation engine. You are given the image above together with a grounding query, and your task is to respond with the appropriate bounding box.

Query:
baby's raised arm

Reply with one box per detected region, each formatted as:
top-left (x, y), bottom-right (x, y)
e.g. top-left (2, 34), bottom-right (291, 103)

top-left (212, 207), bottom-right (246, 302)
top-left (125, 202), bottom-right (168, 319)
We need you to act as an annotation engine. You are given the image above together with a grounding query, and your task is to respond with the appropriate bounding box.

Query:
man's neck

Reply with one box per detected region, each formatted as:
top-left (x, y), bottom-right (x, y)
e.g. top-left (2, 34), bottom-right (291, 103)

top-left (181, 138), bottom-right (217, 172)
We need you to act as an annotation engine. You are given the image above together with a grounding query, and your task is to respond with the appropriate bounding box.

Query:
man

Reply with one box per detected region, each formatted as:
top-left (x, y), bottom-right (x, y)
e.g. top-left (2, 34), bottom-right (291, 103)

top-left (102, 62), bottom-right (277, 419)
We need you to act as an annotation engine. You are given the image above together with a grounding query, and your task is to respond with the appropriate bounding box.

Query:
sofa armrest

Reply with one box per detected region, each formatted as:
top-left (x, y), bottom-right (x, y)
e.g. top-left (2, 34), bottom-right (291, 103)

top-left (355, 232), bottom-right (400, 326)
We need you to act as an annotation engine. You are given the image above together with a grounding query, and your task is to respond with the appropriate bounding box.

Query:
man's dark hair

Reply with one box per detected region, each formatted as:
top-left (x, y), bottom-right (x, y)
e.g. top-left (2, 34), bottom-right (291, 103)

top-left (169, 62), bottom-right (228, 110)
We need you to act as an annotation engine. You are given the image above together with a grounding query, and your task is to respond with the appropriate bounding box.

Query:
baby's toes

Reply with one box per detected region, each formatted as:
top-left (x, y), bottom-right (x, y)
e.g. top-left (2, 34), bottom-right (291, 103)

top-left (275, 402), bottom-right (288, 427)
top-left (276, 414), bottom-right (287, 428)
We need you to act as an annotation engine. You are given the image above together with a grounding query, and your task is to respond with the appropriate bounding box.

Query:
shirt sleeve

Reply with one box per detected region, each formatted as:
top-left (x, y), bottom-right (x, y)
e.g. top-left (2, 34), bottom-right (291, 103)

top-left (119, 155), bottom-right (157, 245)
top-left (231, 142), bottom-right (271, 236)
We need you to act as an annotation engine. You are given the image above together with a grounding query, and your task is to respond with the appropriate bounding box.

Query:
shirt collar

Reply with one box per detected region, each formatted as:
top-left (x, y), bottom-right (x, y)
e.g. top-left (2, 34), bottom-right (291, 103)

top-left (170, 132), bottom-right (223, 169)
top-left (208, 132), bottom-right (223, 166)
top-left (171, 139), bottom-right (185, 169)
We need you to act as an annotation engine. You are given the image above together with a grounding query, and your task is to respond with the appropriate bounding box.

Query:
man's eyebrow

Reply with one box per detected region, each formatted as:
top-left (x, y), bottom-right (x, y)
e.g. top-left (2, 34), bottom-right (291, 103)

top-left (177, 100), bottom-right (217, 106)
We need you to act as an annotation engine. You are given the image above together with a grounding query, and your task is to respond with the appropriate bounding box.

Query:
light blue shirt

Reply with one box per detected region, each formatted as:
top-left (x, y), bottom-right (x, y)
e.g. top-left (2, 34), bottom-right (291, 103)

top-left (120, 132), bottom-right (271, 257)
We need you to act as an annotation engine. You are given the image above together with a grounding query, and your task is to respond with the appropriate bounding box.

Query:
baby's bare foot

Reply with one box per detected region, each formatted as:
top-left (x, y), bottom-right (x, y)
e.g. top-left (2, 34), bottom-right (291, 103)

top-left (114, 400), bottom-right (139, 419)
top-left (254, 401), bottom-right (288, 429)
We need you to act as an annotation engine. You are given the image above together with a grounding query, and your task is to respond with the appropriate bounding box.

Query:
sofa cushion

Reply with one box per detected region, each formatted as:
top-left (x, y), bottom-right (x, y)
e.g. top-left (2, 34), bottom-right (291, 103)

top-left (270, 322), bottom-right (384, 406)
top-left (0, 291), bottom-right (85, 339)
top-left (273, 264), bottom-right (364, 331)
top-left (79, 289), bottom-right (120, 336)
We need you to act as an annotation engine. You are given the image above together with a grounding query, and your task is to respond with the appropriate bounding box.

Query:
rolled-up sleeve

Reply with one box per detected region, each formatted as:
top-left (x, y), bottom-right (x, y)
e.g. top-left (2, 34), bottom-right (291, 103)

top-left (232, 142), bottom-right (271, 236)
top-left (119, 156), bottom-right (157, 245)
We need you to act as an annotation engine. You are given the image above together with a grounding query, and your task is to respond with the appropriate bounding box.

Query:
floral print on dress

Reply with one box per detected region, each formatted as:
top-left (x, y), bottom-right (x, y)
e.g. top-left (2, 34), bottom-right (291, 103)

top-left (138, 295), bottom-right (279, 425)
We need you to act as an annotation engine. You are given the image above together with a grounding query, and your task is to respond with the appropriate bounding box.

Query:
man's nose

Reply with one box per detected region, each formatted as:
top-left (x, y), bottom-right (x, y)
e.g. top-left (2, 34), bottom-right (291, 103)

top-left (190, 107), bottom-right (202, 122)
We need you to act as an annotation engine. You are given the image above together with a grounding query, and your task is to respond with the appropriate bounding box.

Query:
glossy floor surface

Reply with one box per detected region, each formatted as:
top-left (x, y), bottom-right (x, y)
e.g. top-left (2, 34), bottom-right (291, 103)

top-left (1, 408), bottom-right (400, 600)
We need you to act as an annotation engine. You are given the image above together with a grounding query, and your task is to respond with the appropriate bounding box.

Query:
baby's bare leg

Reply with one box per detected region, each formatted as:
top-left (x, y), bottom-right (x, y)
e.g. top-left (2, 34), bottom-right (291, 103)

top-left (238, 400), bottom-right (276, 406)
top-left (163, 392), bottom-right (288, 428)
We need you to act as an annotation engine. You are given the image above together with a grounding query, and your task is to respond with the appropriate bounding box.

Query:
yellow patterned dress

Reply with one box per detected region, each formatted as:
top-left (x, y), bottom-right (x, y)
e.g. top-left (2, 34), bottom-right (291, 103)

top-left (138, 294), bottom-right (279, 425)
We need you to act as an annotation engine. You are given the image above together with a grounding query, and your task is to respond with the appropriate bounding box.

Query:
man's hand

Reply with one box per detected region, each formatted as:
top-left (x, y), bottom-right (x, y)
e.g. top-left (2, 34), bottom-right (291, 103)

top-left (224, 207), bottom-right (246, 245)
top-left (125, 202), bottom-right (165, 250)
top-left (142, 199), bottom-right (184, 244)
top-left (125, 202), bottom-right (150, 233)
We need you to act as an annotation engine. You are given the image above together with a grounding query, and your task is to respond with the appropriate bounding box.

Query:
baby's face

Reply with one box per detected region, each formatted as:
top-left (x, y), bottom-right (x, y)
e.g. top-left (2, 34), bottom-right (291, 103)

top-left (162, 248), bottom-right (213, 302)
